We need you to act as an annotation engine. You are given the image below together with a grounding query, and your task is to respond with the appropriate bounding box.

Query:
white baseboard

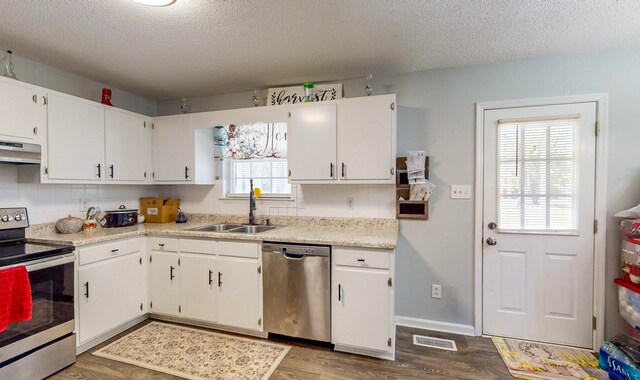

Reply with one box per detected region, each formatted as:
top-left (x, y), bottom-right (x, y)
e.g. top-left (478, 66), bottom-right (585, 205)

top-left (395, 316), bottom-right (475, 337)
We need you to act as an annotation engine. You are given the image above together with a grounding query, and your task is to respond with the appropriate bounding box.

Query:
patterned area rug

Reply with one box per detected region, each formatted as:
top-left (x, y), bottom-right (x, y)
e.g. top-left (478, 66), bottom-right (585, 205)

top-left (492, 337), bottom-right (607, 380)
top-left (93, 322), bottom-right (290, 380)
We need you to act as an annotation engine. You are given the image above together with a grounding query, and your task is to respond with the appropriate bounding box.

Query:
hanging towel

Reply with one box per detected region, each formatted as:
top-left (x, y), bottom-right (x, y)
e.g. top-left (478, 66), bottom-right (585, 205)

top-left (0, 266), bottom-right (32, 333)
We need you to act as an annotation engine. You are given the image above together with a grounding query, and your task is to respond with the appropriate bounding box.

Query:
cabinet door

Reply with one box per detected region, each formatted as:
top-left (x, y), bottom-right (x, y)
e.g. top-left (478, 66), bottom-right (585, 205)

top-left (105, 108), bottom-right (151, 181)
top-left (0, 78), bottom-right (39, 140)
top-left (332, 267), bottom-right (391, 352)
top-left (152, 116), bottom-right (192, 181)
top-left (179, 254), bottom-right (217, 322)
top-left (47, 93), bottom-right (105, 181)
top-left (78, 253), bottom-right (144, 343)
top-left (337, 96), bottom-right (394, 181)
top-left (217, 256), bottom-right (260, 330)
top-left (288, 103), bottom-right (337, 181)
top-left (149, 251), bottom-right (179, 316)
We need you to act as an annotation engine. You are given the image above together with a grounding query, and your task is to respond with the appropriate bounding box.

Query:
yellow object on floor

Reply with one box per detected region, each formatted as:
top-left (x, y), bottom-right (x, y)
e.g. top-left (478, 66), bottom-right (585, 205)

top-left (492, 337), bottom-right (608, 380)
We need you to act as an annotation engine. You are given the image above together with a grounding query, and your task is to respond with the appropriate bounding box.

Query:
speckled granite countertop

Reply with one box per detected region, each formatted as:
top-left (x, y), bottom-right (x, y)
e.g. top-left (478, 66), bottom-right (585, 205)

top-left (26, 214), bottom-right (398, 250)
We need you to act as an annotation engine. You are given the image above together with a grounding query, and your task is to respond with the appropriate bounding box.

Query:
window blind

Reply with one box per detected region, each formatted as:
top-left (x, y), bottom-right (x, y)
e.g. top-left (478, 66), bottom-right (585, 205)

top-left (497, 120), bottom-right (577, 232)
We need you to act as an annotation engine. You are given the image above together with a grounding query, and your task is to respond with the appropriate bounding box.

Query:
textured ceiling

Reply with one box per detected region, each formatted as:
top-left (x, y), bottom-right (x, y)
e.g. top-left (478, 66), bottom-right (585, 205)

top-left (0, 0), bottom-right (638, 100)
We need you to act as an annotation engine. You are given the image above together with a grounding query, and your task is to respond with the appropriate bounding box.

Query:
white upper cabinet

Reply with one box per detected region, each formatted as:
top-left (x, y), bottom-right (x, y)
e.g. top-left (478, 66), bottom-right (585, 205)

top-left (0, 77), bottom-right (43, 141)
top-left (46, 92), bottom-right (105, 181)
top-left (105, 108), bottom-right (151, 182)
top-left (288, 103), bottom-right (337, 181)
top-left (287, 95), bottom-right (396, 184)
top-left (152, 114), bottom-right (215, 184)
top-left (337, 95), bottom-right (395, 181)
top-left (152, 115), bottom-right (193, 182)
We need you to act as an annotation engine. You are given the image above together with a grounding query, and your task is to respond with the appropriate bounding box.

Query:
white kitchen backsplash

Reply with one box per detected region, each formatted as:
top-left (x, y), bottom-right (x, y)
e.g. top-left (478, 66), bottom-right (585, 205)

top-left (157, 181), bottom-right (396, 219)
top-left (0, 163), bottom-right (395, 224)
top-left (0, 164), bottom-right (157, 224)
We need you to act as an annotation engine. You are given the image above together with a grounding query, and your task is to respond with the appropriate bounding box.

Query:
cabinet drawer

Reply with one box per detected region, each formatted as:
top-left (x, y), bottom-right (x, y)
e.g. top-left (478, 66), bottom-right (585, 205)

top-left (179, 239), bottom-right (216, 255)
top-left (333, 247), bottom-right (390, 269)
top-left (148, 237), bottom-right (178, 252)
top-left (218, 240), bottom-right (259, 259)
top-left (78, 238), bottom-right (142, 266)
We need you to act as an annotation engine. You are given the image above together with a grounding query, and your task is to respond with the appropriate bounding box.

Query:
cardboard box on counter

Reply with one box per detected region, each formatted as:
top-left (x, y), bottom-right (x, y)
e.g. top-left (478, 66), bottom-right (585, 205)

top-left (140, 197), bottom-right (180, 223)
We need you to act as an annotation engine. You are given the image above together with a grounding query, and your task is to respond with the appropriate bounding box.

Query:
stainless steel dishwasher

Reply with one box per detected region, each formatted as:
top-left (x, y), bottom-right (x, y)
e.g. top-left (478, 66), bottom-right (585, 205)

top-left (263, 242), bottom-right (331, 342)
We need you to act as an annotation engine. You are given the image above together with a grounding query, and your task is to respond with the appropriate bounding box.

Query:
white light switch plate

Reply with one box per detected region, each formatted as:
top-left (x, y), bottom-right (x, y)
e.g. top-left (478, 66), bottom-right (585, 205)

top-left (450, 185), bottom-right (471, 199)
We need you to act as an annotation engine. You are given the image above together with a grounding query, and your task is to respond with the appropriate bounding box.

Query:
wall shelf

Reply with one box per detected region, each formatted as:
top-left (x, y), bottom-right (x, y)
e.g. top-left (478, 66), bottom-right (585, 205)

top-left (396, 156), bottom-right (429, 220)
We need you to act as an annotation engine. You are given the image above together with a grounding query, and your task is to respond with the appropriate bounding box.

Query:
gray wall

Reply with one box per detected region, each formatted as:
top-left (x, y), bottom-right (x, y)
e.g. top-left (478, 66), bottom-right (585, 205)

top-left (158, 49), bottom-right (639, 338)
top-left (1, 48), bottom-right (156, 116)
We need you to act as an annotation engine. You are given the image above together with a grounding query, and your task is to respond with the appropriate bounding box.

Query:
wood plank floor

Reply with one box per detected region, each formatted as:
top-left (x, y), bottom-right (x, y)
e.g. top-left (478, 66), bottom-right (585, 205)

top-left (50, 319), bottom-right (513, 379)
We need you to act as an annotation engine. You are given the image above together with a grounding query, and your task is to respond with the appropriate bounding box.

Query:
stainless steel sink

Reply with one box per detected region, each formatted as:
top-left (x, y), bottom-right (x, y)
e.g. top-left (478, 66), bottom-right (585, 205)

top-left (188, 223), bottom-right (243, 232)
top-left (227, 225), bottom-right (279, 234)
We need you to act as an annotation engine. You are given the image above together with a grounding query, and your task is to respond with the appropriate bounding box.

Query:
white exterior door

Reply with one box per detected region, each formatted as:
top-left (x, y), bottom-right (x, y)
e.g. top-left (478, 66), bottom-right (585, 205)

top-left (179, 254), bottom-right (217, 322)
top-left (287, 103), bottom-right (337, 181)
top-left (149, 251), bottom-right (179, 316)
top-left (482, 102), bottom-right (597, 348)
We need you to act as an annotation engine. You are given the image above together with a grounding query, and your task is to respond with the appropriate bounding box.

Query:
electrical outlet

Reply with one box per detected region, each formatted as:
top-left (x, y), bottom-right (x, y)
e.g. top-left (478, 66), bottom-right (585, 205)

top-left (79, 198), bottom-right (90, 212)
top-left (450, 185), bottom-right (471, 199)
top-left (431, 284), bottom-right (442, 299)
top-left (347, 197), bottom-right (355, 210)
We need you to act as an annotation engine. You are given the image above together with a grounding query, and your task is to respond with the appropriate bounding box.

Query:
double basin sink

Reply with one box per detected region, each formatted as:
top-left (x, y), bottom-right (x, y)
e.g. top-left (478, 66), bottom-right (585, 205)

top-left (188, 223), bottom-right (278, 234)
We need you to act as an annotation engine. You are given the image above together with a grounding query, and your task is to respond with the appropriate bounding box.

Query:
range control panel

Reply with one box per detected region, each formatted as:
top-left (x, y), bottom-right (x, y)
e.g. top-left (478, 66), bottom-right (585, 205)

top-left (0, 207), bottom-right (29, 229)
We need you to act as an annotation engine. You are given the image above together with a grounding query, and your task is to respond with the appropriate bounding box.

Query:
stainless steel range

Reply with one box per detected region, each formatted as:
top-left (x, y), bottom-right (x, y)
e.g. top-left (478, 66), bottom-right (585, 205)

top-left (0, 208), bottom-right (76, 380)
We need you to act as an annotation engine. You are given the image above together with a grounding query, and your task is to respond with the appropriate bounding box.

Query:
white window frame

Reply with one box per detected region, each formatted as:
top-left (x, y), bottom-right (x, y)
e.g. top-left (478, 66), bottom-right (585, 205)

top-left (496, 120), bottom-right (579, 235)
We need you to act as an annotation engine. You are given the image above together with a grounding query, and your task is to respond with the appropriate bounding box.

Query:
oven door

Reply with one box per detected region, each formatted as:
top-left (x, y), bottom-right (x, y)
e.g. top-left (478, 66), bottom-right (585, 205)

top-left (0, 253), bottom-right (75, 365)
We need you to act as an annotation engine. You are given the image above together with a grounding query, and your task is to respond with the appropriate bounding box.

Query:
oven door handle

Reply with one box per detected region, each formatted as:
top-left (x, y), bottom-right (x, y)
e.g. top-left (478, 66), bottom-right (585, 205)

top-left (23, 253), bottom-right (75, 272)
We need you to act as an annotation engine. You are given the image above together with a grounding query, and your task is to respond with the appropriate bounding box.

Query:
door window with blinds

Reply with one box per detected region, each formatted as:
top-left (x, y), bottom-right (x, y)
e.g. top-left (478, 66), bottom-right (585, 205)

top-left (218, 122), bottom-right (290, 197)
top-left (497, 118), bottom-right (578, 233)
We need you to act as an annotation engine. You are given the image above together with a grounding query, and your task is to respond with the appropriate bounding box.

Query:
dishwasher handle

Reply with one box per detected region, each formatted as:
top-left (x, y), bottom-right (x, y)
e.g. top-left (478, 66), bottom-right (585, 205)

top-left (283, 252), bottom-right (305, 260)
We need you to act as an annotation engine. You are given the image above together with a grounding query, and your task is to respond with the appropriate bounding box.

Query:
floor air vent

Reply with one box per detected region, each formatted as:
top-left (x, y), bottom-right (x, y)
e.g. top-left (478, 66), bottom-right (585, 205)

top-left (413, 335), bottom-right (458, 351)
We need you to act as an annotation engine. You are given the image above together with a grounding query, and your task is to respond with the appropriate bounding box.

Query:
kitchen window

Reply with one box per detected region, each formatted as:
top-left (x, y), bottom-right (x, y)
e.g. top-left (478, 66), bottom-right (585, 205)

top-left (218, 122), bottom-right (290, 197)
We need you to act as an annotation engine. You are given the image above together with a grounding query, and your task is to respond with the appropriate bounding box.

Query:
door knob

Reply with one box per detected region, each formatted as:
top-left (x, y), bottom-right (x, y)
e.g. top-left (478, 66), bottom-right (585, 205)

top-left (486, 237), bottom-right (497, 246)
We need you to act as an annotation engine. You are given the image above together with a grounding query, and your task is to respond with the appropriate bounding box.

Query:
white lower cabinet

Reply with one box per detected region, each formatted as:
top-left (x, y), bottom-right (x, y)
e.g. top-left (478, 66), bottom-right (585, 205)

top-left (76, 238), bottom-right (146, 344)
top-left (332, 246), bottom-right (395, 359)
top-left (147, 238), bottom-right (261, 332)
top-left (149, 250), bottom-right (179, 316)
top-left (217, 256), bottom-right (260, 330)
top-left (179, 253), bottom-right (217, 322)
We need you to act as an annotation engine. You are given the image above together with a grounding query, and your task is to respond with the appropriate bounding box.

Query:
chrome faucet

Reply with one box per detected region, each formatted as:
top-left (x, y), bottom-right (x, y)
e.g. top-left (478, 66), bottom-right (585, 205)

top-left (249, 178), bottom-right (257, 225)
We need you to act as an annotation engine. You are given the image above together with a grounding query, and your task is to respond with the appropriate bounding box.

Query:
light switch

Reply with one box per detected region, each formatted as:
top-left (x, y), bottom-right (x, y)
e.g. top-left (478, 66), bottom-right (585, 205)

top-left (450, 185), bottom-right (471, 199)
